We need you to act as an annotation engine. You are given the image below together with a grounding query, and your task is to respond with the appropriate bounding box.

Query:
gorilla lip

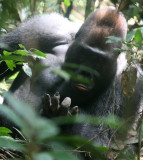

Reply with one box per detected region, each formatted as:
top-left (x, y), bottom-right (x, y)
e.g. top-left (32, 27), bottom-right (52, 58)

top-left (74, 83), bottom-right (92, 91)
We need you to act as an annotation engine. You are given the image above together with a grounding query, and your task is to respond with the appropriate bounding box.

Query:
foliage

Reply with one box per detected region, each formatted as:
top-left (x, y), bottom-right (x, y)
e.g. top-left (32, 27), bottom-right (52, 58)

top-left (0, 92), bottom-right (140, 159)
top-left (110, 26), bottom-right (143, 160)
top-left (0, 0), bottom-right (61, 33)
top-left (0, 44), bottom-right (47, 76)
top-left (0, 44), bottom-right (99, 85)
top-left (107, 27), bottom-right (143, 68)
top-left (124, 27), bottom-right (143, 66)
top-left (0, 93), bottom-right (126, 159)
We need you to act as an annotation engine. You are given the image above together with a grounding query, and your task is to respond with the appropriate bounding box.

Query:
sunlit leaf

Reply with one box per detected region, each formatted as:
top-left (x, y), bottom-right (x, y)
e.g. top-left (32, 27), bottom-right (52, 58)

top-left (3, 50), bottom-right (12, 56)
top-left (0, 81), bottom-right (9, 91)
top-left (33, 49), bottom-right (47, 58)
top-left (126, 30), bottom-right (136, 42)
top-left (5, 60), bottom-right (16, 71)
top-left (134, 28), bottom-right (143, 43)
top-left (22, 63), bottom-right (32, 77)
top-left (9, 72), bottom-right (19, 79)
top-left (0, 127), bottom-right (12, 136)
top-left (64, 0), bottom-right (71, 7)
top-left (15, 50), bottom-right (29, 56)
top-left (0, 55), bottom-right (26, 61)
top-left (18, 44), bottom-right (25, 49)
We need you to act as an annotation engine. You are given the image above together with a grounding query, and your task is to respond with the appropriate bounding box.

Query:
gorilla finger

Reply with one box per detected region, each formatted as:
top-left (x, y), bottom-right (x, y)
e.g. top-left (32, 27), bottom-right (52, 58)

top-left (61, 97), bottom-right (71, 108)
top-left (54, 92), bottom-right (60, 100)
top-left (42, 93), bottom-right (51, 112)
top-left (51, 94), bottom-right (60, 112)
top-left (58, 97), bottom-right (71, 116)
top-left (71, 106), bottom-right (79, 115)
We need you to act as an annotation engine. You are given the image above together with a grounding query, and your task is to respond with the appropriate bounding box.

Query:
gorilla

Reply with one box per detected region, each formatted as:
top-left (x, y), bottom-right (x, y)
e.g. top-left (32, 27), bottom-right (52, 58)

top-left (0, 7), bottom-right (143, 159)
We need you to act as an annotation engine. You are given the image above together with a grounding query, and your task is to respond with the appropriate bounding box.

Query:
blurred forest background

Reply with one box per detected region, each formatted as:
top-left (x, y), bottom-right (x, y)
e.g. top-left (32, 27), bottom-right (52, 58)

top-left (0, 0), bottom-right (143, 33)
top-left (0, 0), bottom-right (143, 160)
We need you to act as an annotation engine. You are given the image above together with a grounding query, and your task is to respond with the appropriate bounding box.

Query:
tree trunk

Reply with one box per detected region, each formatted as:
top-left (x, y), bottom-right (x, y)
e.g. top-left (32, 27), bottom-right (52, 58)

top-left (65, 1), bottom-right (73, 19)
top-left (85, 0), bottom-right (96, 19)
top-left (30, 0), bottom-right (37, 16)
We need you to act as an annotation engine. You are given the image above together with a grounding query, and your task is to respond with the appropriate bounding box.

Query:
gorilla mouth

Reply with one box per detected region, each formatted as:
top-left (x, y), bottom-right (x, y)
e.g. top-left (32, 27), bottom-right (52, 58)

top-left (73, 83), bottom-right (94, 92)
top-left (71, 69), bottom-right (96, 92)
top-left (75, 84), bottom-right (89, 91)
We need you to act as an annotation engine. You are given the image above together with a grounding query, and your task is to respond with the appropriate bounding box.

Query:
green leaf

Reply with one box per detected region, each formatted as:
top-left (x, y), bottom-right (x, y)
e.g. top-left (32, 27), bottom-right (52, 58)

top-left (0, 104), bottom-right (26, 128)
top-left (53, 114), bottom-right (122, 130)
top-left (68, 71), bottom-right (91, 84)
top-left (49, 151), bottom-right (78, 160)
top-left (3, 93), bottom-right (59, 140)
top-left (0, 55), bottom-right (26, 61)
top-left (141, 27), bottom-right (143, 37)
top-left (3, 50), bottom-right (12, 56)
top-left (22, 63), bottom-right (32, 77)
top-left (0, 82), bottom-right (9, 91)
top-left (52, 69), bottom-right (71, 81)
top-left (63, 63), bottom-right (99, 77)
top-left (0, 136), bottom-right (24, 151)
top-left (5, 60), bottom-right (16, 71)
top-left (52, 69), bottom-right (92, 84)
top-left (31, 118), bottom-right (59, 141)
top-left (106, 36), bottom-right (122, 43)
top-left (64, 0), bottom-right (71, 7)
top-left (101, 115), bottom-right (121, 129)
top-left (18, 44), bottom-right (25, 49)
top-left (48, 140), bottom-right (108, 159)
top-left (9, 72), bottom-right (19, 80)
top-left (15, 50), bottom-right (29, 56)
top-left (126, 30), bottom-right (136, 42)
top-left (134, 28), bottom-right (143, 43)
top-left (33, 49), bottom-right (47, 58)
top-left (0, 127), bottom-right (12, 136)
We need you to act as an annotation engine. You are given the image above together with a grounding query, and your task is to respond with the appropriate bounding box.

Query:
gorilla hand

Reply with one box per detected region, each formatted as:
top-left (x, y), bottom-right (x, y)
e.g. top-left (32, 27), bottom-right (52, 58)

top-left (41, 92), bottom-right (78, 118)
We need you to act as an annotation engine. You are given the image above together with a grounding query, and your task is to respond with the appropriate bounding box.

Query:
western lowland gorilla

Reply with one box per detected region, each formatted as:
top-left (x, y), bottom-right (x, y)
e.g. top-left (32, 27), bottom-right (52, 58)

top-left (0, 7), bottom-right (143, 159)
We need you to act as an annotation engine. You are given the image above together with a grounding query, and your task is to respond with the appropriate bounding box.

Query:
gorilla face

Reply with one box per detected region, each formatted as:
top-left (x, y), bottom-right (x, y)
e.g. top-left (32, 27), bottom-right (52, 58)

top-left (64, 42), bottom-right (117, 97)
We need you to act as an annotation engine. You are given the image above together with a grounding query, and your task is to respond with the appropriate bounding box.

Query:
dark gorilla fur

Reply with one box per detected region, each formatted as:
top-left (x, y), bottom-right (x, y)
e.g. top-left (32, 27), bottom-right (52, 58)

top-left (0, 8), bottom-right (143, 159)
